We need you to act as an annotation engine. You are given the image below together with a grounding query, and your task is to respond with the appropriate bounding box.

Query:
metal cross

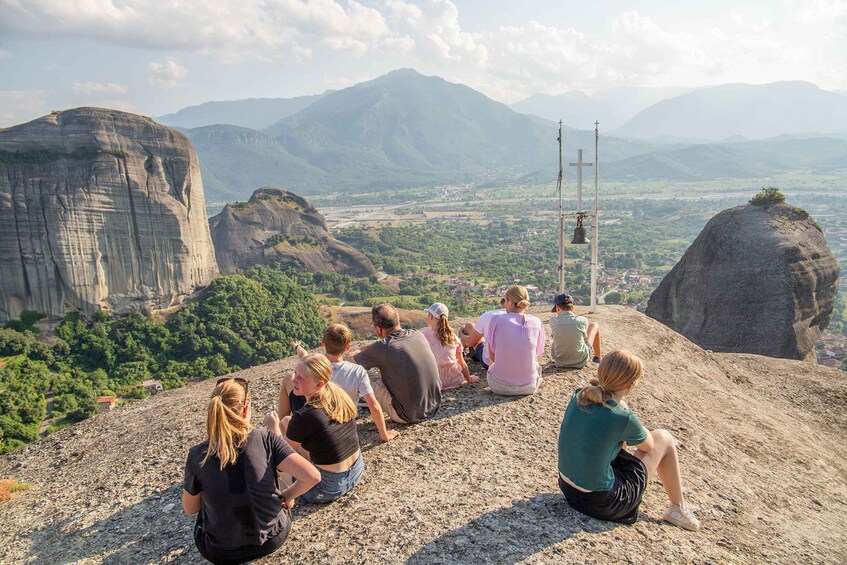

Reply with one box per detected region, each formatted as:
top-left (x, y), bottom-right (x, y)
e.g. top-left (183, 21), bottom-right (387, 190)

top-left (569, 149), bottom-right (593, 212)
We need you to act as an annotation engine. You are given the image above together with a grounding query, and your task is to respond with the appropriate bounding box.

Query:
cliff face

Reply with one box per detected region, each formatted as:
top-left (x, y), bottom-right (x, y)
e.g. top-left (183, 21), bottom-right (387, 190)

top-left (0, 108), bottom-right (218, 321)
top-left (646, 201), bottom-right (840, 361)
top-left (209, 187), bottom-right (375, 276)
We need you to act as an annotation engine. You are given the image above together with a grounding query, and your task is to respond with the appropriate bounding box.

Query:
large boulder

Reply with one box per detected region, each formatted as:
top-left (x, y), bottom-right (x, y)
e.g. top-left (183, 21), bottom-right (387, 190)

top-left (645, 201), bottom-right (840, 362)
top-left (209, 187), bottom-right (375, 277)
top-left (0, 108), bottom-right (219, 321)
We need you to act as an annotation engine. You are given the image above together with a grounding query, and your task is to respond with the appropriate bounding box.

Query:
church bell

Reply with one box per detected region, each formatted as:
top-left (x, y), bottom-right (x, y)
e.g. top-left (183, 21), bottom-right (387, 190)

top-left (571, 214), bottom-right (589, 245)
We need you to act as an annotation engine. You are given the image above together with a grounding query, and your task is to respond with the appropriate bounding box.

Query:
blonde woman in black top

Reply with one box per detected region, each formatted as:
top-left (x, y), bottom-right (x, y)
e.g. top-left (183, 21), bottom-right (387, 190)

top-left (183, 377), bottom-right (319, 564)
top-left (266, 353), bottom-right (363, 503)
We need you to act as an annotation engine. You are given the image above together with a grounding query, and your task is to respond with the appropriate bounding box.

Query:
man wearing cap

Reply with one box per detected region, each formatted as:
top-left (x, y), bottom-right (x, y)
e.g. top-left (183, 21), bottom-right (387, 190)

top-left (549, 293), bottom-right (602, 369)
top-left (458, 298), bottom-right (506, 369)
top-left (352, 303), bottom-right (441, 424)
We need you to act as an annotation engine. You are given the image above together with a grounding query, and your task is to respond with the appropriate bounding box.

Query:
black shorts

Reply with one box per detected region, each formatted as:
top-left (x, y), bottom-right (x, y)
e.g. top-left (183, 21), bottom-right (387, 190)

top-left (559, 449), bottom-right (648, 524)
top-left (194, 512), bottom-right (290, 565)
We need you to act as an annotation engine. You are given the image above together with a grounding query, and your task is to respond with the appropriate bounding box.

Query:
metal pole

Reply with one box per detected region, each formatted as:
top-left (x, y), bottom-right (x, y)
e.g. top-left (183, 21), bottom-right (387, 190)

top-left (590, 122), bottom-right (599, 313)
top-left (557, 121), bottom-right (564, 293)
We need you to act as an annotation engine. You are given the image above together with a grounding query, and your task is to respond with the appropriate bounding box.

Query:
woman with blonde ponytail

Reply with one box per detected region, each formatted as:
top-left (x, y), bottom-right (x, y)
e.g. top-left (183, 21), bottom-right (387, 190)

top-left (557, 350), bottom-right (700, 531)
top-left (183, 377), bottom-right (320, 564)
top-left (266, 353), bottom-right (364, 503)
top-left (486, 285), bottom-right (546, 395)
top-left (421, 302), bottom-right (479, 389)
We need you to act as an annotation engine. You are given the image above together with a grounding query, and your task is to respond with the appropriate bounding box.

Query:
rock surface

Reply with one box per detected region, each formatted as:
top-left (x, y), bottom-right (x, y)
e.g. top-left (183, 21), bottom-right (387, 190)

top-left (209, 187), bottom-right (375, 276)
top-left (646, 201), bottom-right (840, 361)
top-left (0, 107), bottom-right (218, 321)
top-left (1, 306), bottom-right (845, 564)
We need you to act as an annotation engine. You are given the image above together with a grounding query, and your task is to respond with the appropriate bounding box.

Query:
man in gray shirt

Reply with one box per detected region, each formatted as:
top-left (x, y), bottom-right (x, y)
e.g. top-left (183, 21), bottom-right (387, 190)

top-left (353, 303), bottom-right (441, 424)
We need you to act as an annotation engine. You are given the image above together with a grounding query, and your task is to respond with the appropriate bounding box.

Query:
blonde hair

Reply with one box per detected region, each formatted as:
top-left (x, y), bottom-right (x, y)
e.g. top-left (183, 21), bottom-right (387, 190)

top-left (434, 313), bottom-right (458, 347)
top-left (578, 350), bottom-right (643, 409)
top-left (323, 323), bottom-right (352, 356)
top-left (202, 379), bottom-right (252, 469)
top-left (505, 285), bottom-right (530, 310)
top-left (300, 354), bottom-right (356, 423)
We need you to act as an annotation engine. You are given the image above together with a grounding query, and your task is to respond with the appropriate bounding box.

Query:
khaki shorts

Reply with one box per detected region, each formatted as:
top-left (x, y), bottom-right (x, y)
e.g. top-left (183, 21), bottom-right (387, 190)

top-left (487, 369), bottom-right (542, 396)
top-left (370, 376), bottom-right (406, 424)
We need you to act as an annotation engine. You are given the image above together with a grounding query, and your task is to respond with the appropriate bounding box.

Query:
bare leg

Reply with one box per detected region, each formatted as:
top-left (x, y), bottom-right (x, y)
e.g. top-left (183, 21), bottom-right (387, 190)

top-left (459, 323), bottom-right (478, 348)
top-left (586, 322), bottom-right (601, 358)
top-left (278, 373), bottom-right (295, 418)
top-left (633, 429), bottom-right (685, 507)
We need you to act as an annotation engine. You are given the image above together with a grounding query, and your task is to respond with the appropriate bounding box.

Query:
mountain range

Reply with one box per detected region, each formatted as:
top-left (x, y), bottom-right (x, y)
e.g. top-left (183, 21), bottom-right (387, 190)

top-left (614, 81), bottom-right (847, 140)
top-left (157, 94), bottom-right (328, 130)
top-left (152, 71), bottom-right (847, 202)
top-left (183, 70), bottom-right (659, 201)
top-left (510, 86), bottom-right (691, 130)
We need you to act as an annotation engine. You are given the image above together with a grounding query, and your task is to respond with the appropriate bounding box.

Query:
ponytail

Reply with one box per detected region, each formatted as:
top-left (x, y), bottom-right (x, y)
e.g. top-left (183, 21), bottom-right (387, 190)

top-left (309, 382), bottom-right (357, 423)
top-left (505, 285), bottom-right (530, 310)
top-left (435, 314), bottom-right (457, 347)
top-left (202, 380), bottom-right (252, 469)
top-left (577, 376), bottom-right (609, 407)
top-left (577, 350), bottom-right (643, 410)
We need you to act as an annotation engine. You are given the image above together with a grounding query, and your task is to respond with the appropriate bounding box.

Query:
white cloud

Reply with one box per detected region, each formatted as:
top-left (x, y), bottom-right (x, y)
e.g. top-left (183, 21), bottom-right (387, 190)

top-left (438, 9), bottom-right (809, 102)
top-left (1, 0), bottom-right (845, 105)
top-left (386, 0), bottom-right (486, 65)
top-left (785, 0), bottom-right (847, 22)
top-left (0, 90), bottom-right (50, 127)
top-left (148, 58), bottom-right (186, 88)
top-left (71, 81), bottom-right (127, 95)
top-left (0, 0), bottom-right (395, 61)
top-left (0, 48), bottom-right (10, 59)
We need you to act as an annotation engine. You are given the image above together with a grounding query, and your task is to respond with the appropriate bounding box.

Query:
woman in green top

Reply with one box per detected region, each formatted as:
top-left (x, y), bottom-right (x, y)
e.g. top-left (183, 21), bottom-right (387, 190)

top-left (557, 350), bottom-right (700, 530)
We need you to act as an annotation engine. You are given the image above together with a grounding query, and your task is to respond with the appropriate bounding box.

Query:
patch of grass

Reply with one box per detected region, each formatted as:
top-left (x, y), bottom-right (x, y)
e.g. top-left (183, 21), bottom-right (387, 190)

top-left (0, 479), bottom-right (30, 504)
top-left (45, 419), bottom-right (74, 435)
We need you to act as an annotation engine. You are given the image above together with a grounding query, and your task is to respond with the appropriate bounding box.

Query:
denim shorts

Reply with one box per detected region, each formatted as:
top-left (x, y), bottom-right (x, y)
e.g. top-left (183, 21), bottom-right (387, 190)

top-left (299, 452), bottom-right (364, 504)
top-left (472, 343), bottom-right (489, 369)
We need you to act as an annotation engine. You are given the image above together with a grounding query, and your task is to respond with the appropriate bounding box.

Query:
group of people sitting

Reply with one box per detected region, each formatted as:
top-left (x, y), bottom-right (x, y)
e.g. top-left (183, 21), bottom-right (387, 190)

top-left (182, 285), bottom-right (699, 564)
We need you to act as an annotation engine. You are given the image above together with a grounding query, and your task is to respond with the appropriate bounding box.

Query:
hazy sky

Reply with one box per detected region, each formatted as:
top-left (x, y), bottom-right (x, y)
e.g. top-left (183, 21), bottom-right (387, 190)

top-left (1, 0), bottom-right (846, 127)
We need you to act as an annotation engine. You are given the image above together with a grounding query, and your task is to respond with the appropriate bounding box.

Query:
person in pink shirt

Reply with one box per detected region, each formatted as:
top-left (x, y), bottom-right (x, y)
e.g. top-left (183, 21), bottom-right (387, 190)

top-left (487, 285), bottom-right (546, 395)
top-left (421, 302), bottom-right (480, 389)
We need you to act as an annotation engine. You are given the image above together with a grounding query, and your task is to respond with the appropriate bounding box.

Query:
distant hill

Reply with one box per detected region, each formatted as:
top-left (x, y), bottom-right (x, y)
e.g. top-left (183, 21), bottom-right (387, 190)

top-left (614, 81), bottom-right (847, 140)
top-left (182, 125), bottom-right (328, 203)
top-left (510, 92), bottom-right (622, 130)
top-left (209, 187), bottom-right (375, 276)
top-left (511, 86), bottom-right (690, 130)
top-left (183, 69), bottom-right (656, 200)
top-left (158, 94), bottom-right (327, 130)
top-left (266, 68), bottom-right (561, 173)
top-left (602, 137), bottom-right (847, 180)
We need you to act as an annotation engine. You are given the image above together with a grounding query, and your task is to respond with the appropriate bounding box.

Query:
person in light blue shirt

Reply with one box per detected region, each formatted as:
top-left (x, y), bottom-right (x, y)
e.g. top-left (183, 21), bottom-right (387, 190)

top-left (557, 350), bottom-right (700, 531)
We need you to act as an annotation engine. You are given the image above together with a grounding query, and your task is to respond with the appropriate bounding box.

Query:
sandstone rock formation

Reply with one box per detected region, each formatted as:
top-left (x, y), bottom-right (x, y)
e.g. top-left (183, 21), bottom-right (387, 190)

top-left (209, 187), bottom-right (375, 276)
top-left (0, 108), bottom-right (219, 321)
top-left (2, 307), bottom-right (846, 563)
top-left (646, 201), bottom-right (840, 361)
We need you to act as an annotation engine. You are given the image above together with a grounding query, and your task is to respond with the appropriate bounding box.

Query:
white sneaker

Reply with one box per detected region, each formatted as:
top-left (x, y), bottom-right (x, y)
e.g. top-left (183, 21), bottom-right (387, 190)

top-left (662, 503), bottom-right (701, 531)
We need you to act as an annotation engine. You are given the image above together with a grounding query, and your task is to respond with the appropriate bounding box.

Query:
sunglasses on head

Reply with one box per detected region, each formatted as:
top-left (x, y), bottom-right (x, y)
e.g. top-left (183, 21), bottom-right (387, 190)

top-left (217, 376), bottom-right (250, 392)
